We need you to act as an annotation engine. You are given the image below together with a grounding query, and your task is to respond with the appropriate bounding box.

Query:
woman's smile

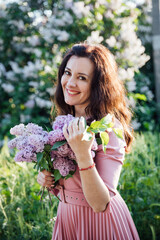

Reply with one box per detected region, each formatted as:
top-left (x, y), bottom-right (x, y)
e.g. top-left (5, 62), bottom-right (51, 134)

top-left (66, 88), bottom-right (80, 95)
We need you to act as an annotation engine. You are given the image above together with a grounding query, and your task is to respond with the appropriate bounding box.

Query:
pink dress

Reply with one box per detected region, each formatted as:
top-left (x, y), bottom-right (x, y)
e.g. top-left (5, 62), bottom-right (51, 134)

top-left (51, 119), bottom-right (140, 240)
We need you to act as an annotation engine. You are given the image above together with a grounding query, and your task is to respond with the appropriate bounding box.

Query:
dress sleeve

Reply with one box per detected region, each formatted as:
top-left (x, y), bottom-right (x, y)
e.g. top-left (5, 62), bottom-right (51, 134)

top-left (95, 119), bottom-right (126, 194)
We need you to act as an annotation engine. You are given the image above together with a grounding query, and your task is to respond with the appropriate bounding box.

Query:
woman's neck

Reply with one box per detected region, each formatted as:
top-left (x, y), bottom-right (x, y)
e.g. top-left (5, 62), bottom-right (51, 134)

top-left (74, 106), bottom-right (86, 118)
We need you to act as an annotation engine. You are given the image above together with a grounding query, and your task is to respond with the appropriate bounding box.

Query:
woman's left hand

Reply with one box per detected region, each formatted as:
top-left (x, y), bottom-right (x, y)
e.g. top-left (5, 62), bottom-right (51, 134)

top-left (63, 117), bottom-right (94, 161)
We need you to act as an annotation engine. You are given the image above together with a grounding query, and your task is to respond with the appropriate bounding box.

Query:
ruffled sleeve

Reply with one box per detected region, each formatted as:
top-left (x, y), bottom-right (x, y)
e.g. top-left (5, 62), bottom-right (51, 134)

top-left (95, 118), bottom-right (126, 194)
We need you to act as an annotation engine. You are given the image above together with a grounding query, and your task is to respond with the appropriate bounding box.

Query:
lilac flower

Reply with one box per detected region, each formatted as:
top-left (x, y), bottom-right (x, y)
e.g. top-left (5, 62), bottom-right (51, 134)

top-left (48, 130), bottom-right (64, 146)
top-left (57, 143), bottom-right (71, 157)
top-left (10, 124), bottom-right (25, 136)
top-left (28, 134), bottom-right (45, 152)
top-left (52, 114), bottom-right (75, 130)
top-left (23, 145), bottom-right (37, 160)
top-left (16, 136), bottom-right (29, 150)
top-left (68, 149), bottom-right (76, 160)
top-left (8, 138), bottom-right (19, 149)
top-left (15, 149), bottom-right (36, 162)
top-left (53, 157), bottom-right (76, 176)
top-left (26, 123), bottom-right (43, 135)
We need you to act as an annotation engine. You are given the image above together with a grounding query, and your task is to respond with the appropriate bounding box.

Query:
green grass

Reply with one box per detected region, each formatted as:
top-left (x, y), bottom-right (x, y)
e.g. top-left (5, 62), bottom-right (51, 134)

top-left (0, 139), bottom-right (58, 240)
top-left (118, 132), bottom-right (160, 240)
top-left (0, 132), bottom-right (160, 240)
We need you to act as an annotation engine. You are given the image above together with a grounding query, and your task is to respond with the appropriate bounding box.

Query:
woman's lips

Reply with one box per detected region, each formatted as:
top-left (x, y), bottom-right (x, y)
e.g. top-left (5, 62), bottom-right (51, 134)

top-left (67, 89), bottom-right (80, 95)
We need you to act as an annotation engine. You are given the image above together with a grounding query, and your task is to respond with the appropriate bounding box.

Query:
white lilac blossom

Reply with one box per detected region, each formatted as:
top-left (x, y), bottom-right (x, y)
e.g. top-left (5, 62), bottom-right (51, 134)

top-left (35, 97), bottom-right (52, 108)
top-left (1, 83), bottom-right (15, 93)
top-left (131, 119), bottom-right (141, 130)
top-left (0, 63), bottom-right (6, 76)
top-left (10, 123), bottom-right (25, 136)
top-left (71, 1), bottom-right (91, 18)
top-left (5, 71), bottom-right (17, 81)
top-left (24, 99), bottom-right (35, 109)
top-left (87, 31), bottom-right (104, 44)
top-left (126, 80), bottom-right (137, 92)
top-left (27, 35), bottom-right (40, 46)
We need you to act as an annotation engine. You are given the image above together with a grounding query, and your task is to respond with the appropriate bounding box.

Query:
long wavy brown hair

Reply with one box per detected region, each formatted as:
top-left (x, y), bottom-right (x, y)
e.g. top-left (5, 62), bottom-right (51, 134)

top-left (53, 43), bottom-right (133, 152)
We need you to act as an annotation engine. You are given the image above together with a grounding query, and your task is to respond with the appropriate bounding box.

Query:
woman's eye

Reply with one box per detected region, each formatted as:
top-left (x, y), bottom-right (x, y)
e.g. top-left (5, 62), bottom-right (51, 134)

top-left (79, 76), bottom-right (86, 80)
top-left (64, 70), bottom-right (70, 75)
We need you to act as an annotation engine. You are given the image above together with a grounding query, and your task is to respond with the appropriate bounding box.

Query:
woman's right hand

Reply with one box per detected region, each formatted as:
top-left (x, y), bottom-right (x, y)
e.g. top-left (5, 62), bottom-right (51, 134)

top-left (37, 170), bottom-right (55, 188)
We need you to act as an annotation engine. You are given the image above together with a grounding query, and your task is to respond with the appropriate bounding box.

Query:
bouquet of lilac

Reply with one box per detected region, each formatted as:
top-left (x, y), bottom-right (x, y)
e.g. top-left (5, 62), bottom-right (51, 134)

top-left (8, 114), bottom-right (123, 202)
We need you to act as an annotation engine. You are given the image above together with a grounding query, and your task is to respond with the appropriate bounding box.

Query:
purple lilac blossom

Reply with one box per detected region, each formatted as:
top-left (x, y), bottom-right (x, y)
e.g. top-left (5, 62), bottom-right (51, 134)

top-left (57, 143), bottom-right (71, 157)
top-left (10, 124), bottom-right (25, 136)
top-left (28, 134), bottom-right (45, 152)
top-left (52, 114), bottom-right (75, 130)
top-left (8, 138), bottom-right (19, 149)
top-left (26, 123), bottom-right (43, 135)
top-left (48, 130), bottom-right (65, 146)
top-left (53, 157), bottom-right (76, 176)
top-left (15, 149), bottom-right (36, 162)
top-left (16, 136), bottom-right (29, 150)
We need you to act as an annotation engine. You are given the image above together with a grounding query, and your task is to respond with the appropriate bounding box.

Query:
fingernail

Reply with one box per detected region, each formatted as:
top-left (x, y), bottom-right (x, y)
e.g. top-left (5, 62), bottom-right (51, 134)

top-left (51, 184), bottom-right (55, 187)
top-left (51, 174), bottom-right (54, 177)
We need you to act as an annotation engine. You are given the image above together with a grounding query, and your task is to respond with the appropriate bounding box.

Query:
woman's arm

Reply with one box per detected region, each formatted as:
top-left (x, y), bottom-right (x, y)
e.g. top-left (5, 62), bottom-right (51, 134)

top-left (77, 152), bottom-right (110, 212)
top-left (63, 117), bottom-right (110, 213)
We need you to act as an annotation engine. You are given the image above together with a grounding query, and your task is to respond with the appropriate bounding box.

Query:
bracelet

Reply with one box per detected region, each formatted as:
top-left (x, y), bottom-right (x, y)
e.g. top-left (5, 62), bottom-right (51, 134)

top-left (78, 162), bottom-right (95, 171)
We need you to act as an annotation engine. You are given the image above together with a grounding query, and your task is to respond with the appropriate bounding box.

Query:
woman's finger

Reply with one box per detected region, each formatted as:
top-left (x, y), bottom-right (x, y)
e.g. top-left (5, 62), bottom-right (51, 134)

top-left (72, 117), bottom-right (79, 134)
top-left (79, 116), bottom-right (85, 132)
top-left (67, 120), bottom-right (74, 135)
top-left (63, 123), bottom-right (69, 139)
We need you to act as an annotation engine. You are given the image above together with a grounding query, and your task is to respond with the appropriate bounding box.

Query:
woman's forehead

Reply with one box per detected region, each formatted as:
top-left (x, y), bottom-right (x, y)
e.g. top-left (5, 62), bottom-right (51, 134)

top-left (66, 56), bottom-right (94, 75)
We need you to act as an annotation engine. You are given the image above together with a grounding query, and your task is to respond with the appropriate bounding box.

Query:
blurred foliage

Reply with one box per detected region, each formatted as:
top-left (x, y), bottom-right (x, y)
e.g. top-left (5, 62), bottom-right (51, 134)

top-left (0, 139), bottom-right (58, 240)
top-left (118, 132), bottom-right (160, 240)
top-left (0, 0), bottom-right (156, 144)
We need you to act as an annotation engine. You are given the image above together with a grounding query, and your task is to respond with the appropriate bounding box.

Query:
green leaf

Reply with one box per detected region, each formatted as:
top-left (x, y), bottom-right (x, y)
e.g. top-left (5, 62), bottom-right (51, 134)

top-left (40, 157), bottom-right (49, 171)
top-left (51, 140), bottom-right (67, 150)
top-left (84, 118), bottom-right (87, 128)
top-left (100, 132), bottom-right (109, 153)
top-left (100, 114), bottom-right (113, 125)
top-left (53, 169), bottom-right (62, 182)
top-left (106, 122), bottom-right (114, 128)
top-left (96, 137), bottom-right (102, 145)
top-left (113, 128), bottom-right (123, 139)
top-left (37, 152), bottom-right (43, 163)
top-left (65, 174), bottom-right (74, 180)
top-left (90, 121), bottom-right (103, 129)
top-left (134, 93), bottom-right (147, 101)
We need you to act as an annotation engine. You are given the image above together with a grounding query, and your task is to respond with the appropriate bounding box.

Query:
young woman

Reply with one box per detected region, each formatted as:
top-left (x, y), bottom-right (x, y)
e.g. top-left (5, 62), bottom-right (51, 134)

top-left (37, 43), bottom-right (140, 240)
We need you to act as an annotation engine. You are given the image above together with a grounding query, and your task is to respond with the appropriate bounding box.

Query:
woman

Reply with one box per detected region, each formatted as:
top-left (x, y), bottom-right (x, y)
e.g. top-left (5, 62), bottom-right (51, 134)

top-left (37, 43), bottom-right (140, 240)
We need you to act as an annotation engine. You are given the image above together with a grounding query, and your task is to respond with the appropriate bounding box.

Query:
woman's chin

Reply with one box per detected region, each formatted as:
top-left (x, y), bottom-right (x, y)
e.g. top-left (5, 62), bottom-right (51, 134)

top-left (64, 100), bottom-right (74, 106)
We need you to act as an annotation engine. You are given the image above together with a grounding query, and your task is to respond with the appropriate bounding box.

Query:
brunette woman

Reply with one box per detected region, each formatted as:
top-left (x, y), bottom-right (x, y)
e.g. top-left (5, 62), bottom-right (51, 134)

top-left (37, 43), bottom-right (140, 240)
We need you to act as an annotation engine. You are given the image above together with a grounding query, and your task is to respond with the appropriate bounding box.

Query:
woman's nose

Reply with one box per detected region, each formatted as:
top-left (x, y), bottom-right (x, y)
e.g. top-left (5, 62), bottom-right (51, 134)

top-left (67, 76), bottom-right (76, 87)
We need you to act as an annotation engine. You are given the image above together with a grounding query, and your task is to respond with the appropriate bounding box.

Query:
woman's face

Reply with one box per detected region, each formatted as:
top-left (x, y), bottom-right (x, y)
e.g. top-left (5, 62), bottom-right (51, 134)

top-left (61, 56), bottom-right (94, 114)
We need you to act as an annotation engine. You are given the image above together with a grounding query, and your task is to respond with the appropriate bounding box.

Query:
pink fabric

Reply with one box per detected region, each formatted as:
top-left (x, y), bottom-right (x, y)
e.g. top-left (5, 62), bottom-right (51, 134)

top-left (52, 119), bottom-right (140, 240)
